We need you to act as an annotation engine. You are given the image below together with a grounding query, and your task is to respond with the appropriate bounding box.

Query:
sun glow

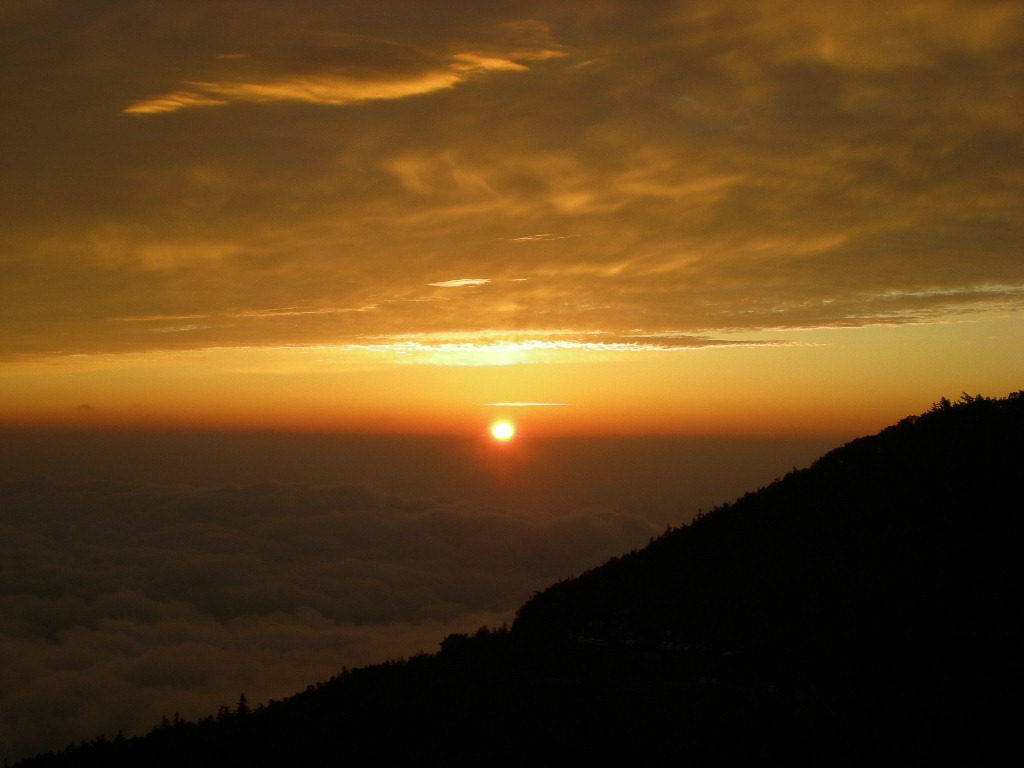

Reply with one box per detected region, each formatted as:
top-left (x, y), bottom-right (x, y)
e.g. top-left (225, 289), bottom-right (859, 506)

top-left (490, 419), bottom-right (515, 441)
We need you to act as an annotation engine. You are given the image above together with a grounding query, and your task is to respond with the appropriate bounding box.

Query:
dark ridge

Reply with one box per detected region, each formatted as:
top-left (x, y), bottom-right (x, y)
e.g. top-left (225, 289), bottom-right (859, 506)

top-left (12, 392), bottom-right (1024, 766)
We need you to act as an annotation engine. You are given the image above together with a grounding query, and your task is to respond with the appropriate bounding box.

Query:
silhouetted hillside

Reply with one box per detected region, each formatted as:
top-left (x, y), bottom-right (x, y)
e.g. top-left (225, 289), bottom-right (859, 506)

top-left (13, 393), bottom-right (1024, 766)
top-left (516, 392), bottom-right (1023, 672)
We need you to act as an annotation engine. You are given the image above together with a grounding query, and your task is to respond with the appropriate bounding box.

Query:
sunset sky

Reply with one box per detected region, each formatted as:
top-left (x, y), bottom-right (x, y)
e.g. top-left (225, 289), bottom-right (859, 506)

top-left (1, 1), bottom-right (1022, 760)
top-left (3, 0), bottom-right (1021, 436)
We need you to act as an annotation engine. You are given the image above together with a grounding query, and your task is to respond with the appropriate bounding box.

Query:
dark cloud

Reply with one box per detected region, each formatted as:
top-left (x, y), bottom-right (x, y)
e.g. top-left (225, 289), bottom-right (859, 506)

top-left (2, 0), bottom-right (1021, 361)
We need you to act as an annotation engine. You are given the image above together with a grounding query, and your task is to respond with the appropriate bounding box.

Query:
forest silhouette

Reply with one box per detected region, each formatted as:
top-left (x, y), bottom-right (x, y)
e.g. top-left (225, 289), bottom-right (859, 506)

top-left (12, 392), bottom-right (1023, 765)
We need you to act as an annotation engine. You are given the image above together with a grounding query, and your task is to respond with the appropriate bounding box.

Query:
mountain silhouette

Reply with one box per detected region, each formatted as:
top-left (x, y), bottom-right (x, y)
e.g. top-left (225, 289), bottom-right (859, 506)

top-left (13, 393), bottom-right (1023, 766)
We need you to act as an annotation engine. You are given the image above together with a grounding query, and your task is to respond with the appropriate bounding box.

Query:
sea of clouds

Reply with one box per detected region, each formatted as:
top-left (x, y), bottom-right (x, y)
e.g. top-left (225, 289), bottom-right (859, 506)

top-left (0, 475), bottom-right (664, 760)
top-left (0, 432), bottom-right (835, 761)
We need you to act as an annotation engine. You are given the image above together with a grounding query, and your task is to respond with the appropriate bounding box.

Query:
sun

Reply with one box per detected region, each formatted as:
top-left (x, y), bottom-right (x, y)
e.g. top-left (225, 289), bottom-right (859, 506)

top-left (490, 419), bottom-right (515, 441)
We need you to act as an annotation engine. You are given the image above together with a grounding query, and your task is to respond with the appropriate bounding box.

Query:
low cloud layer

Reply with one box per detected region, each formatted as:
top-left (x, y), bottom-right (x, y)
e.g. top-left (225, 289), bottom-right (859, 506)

top-left (0, 427), bottom-right (839, 761)
top-left (0, 475), bottom-right (657, 761)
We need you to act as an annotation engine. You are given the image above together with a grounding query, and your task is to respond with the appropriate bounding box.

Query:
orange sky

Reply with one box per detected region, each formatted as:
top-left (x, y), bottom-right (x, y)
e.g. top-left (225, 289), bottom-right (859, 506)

top-left (2, 0), bottom-right (1022, 436)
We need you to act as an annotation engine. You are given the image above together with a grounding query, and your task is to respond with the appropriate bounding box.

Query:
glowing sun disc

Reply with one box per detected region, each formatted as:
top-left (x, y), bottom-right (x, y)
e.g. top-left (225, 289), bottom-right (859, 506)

top-left (490, 420), bottom-right (515, 441)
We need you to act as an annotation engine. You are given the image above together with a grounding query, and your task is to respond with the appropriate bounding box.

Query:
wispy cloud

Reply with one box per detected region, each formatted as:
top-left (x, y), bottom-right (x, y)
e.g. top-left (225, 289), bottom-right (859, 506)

top-left (225, 305), bottom-right (379, 317)
top-left (508, 233), bottom-right (580, 241)
top-left (124, 44), bottom-right (561, 115)
top-left (122, 93), bottom-right (229, 115)
top-left (114, 314), bottom-right (212, 323)
top-left (337, 331), bottom-right (802, 366)
top-left (150, 324), bottom-right (217, 333)
top-left (428, 279), bottom-right (491, 288)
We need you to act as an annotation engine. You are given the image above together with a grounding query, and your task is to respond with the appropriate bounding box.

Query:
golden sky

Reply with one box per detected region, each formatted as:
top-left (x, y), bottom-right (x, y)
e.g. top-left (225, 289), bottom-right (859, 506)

top-left (2, 0), bottom-right (1022, 434)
